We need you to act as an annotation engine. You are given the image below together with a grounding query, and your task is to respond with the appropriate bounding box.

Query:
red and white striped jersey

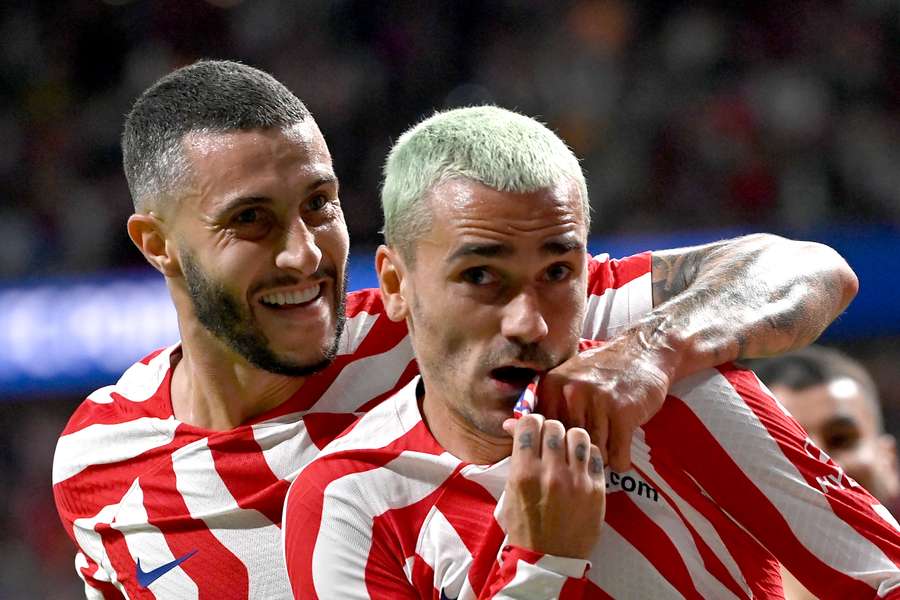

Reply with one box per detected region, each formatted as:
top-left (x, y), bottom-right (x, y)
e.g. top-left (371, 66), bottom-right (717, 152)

top-left (53, 252), bottom-right (651, 600)
top-left (283, 368), bottom-right (900, 599)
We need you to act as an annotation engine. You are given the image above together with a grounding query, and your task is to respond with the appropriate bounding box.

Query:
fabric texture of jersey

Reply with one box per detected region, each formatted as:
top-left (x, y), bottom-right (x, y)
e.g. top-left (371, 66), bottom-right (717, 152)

top-left (283, 368), bottom-right (900, 599)
top-left (53, 252), bottom-right (651, 599)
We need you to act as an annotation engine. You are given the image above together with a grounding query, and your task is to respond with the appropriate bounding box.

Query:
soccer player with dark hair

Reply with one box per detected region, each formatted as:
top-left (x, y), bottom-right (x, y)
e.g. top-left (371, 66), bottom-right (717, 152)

top-left (756, 346), bottom-right (900, 599)
top-left (284, 106), bottom-right (899, 599)
top-left (756, 346), bottom-right (899, 509)
top-left (54, 60), bottom-right (859, 598)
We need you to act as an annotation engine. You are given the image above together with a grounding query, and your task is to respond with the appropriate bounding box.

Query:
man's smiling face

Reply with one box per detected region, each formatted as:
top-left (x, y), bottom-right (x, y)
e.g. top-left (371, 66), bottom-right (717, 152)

top-left (168, 121), bottom-right (349, 375)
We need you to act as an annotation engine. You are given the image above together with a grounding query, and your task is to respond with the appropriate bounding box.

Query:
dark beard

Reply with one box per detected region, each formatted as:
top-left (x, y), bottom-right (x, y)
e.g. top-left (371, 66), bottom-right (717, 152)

top-left (180, 250), bottom-right (347, 377)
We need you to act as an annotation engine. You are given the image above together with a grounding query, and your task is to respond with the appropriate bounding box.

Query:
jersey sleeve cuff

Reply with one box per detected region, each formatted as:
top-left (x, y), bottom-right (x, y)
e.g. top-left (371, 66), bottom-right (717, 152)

top-left (501, 545), bottom-right (590, 578)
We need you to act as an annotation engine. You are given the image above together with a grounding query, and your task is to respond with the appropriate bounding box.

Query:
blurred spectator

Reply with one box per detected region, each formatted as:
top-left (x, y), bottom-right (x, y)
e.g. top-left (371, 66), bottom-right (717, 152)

top-left (3, 1), bottom-right (900, 597)
top-left (755, 345), bottom-right (899, 508)
top-left (754, 346), bottom-right (900, 599)
top-left (3, 0), bottom-right (900, 281)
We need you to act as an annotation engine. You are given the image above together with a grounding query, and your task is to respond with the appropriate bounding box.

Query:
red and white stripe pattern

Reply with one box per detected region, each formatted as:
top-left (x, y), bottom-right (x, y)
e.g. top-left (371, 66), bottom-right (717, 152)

top-left (283, 368), bottom-right (900, 599)
top-left (53, 253), bottom-right (650, 599)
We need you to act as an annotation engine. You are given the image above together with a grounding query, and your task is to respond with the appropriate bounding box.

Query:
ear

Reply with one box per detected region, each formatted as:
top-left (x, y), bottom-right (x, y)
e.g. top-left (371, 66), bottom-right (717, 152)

top-left (127, 213), bottom-right (181, 277)
top-left (375, 245), bottom-right (410, 322)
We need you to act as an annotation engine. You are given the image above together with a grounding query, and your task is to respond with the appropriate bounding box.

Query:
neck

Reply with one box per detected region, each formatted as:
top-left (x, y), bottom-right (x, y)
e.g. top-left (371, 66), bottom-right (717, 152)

top-left (420, 386), bottom-right (513, 465)
top-left (170, 323), bottom-right (305, 431)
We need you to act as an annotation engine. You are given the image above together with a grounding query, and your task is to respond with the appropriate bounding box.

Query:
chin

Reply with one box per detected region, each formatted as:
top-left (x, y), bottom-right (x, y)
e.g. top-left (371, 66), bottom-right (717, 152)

top-left (468, 408), bottom-right (514, 440)
top-left (274, 323), bottom-right (336, 353)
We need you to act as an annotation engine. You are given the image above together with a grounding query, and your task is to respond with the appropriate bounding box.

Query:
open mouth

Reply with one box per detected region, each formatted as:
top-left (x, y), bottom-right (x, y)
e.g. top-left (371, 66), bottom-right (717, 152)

top-left (259, 284), bottom-right (322, 309)
top-left (489, 366), bottom-right (539, 388)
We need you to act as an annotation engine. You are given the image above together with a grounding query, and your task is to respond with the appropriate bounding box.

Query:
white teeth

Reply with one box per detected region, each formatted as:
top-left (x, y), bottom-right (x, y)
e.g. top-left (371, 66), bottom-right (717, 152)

top-left (261, 284), bottom-right (320, 306)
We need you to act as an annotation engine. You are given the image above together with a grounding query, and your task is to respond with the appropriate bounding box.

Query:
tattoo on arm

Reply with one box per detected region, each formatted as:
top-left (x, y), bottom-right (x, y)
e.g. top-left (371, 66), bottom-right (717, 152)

top-left (651, 250), bottom-right (705, 307)
top-left (646, 235), bottom-right (849, 364)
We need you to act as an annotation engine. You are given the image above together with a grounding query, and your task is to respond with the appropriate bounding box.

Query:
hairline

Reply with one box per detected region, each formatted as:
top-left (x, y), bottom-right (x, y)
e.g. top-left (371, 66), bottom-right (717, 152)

top-left (134, 119), bottom-right (312, 216)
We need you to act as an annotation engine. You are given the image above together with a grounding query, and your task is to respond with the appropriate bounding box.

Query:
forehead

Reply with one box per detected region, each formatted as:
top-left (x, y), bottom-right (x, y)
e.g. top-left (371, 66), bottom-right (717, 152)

top-left (774, 379), bottom-right (879, 434)
top-left (180, 122), bottom-right (334, 204)
top-left (422, 178), bottom-right (586, 252)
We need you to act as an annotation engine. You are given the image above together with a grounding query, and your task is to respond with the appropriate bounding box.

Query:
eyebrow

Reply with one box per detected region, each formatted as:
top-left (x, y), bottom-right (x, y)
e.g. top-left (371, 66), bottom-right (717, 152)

top-left (214, 174), bottom-right (339, 216)
top-left (447, 236), bottom-right (585, 262)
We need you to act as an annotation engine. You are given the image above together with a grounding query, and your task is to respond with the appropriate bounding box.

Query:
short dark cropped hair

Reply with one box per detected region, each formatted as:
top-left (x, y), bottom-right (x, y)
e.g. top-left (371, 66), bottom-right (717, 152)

top-left (753, 345), bottom-right (884, 431)
top-left (122, 60), bottom-right (311, 212)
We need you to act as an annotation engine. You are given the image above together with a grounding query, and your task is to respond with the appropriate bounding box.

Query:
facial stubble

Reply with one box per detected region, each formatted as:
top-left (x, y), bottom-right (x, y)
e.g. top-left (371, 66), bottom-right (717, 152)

top-left (180, 250), bottom-right (347, 377)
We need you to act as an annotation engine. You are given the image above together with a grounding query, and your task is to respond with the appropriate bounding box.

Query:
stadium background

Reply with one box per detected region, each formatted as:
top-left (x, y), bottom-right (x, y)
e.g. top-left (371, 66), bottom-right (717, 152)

top-left (1, 1), bottom-right (899, 596)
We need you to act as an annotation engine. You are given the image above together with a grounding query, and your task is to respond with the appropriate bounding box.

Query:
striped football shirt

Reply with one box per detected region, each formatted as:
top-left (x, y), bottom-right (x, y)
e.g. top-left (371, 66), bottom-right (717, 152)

top-left (53, 252), bottom-right (650, 599)
top-left (284, 367), bottom-right (900, 599)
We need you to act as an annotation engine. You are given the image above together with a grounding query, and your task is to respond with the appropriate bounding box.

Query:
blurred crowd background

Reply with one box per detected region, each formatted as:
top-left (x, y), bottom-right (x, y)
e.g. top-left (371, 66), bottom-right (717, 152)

top-left (2, 1), bottom-right (899, 597)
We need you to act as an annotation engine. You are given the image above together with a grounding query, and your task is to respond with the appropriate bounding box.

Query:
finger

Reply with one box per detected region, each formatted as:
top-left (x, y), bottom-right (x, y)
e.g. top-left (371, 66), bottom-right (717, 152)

top-left (565, 427), bottom-right (591, 472)
top-left (541, 419), bottom-right (567, 466)
top-left (502, 418), bottom-right (517, 437)
top-left (589, 443), bottom-right (607, 520)
top-left (588, 445), bottom-right (605, 480)
top-left (608, 417), bottom-right (633, 473)
top-left (535, 376), bottom-right (563, 421)
top-left (561, 383), bottom-right (586, 429)
top-left (510, 414), bottom-right (543, 468)
top-left (589, 415), bottom-right (610, 468)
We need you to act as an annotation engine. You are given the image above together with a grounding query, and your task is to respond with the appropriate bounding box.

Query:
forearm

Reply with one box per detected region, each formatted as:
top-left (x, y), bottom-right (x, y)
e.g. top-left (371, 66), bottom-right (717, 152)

top-left (645, 234), bottom-right (858, 382)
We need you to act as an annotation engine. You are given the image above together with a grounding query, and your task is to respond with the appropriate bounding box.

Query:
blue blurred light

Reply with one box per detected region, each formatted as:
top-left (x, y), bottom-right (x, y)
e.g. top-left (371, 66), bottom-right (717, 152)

top-left (1, 226), bottom-right (897, 398)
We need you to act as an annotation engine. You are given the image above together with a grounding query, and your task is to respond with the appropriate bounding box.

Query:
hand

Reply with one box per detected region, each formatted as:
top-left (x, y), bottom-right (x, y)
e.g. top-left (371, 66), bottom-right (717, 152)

top-left (538, 331), bottom-right (674, 472)
top-left (498, 415), bottom-right (606, 559)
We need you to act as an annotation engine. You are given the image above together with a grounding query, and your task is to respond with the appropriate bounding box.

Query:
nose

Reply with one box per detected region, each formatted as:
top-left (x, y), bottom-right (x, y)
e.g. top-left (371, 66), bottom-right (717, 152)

top-left (501, 289), bottom-right (549, 345)
top-left (275, 218), bottom-right (322, 276)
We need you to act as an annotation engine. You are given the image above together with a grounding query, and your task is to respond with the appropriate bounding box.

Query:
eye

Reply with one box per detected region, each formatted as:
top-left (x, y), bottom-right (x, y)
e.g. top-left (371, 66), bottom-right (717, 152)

top-left (308, 194), bottom-right (328, 211)
top-left (461, 267), bottom-right (499, 286)
top-left (544, 263), bottom-right (573, 282)
top-left (229, 207), bottom-right (274, 240)
top-left (235, 208), bottom-right (259, 223)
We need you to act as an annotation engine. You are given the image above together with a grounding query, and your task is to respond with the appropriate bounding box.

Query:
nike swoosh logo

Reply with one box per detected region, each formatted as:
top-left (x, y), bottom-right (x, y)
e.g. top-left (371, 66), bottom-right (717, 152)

top-left (136, 549), bottom-right (198, 588)
top-left (440, 589), bottom-right (458, 600)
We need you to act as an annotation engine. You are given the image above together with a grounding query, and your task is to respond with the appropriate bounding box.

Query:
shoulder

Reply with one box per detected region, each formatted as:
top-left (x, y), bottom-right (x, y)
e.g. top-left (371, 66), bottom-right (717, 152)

top-left (587, 251), bottom-right (652, 292)
top-left (669, 363), bottom-right (775, 410)
top-left (53, 345), bottom-right (181, 516)
top-left (344, 287), bottom-right (384, 317)
top-left (294, 379), bottom-right (427, 487)
top-left (655, 363), bottom-right (805, 460)
top-left (338, 288), bottom-right (410, 357)
top-left (60, 344), bottom-right (178, 435)
top-left (287, 377), bottom-right (447, 508)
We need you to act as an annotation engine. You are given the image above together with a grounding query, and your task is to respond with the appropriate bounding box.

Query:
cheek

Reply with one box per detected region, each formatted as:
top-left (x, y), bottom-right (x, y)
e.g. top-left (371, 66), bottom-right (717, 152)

top-left (316, 221), bottom-right (350, 265)
top-left (187, 242), bottom-right (256, 285)
top-left (413, 293), bottom-right (483, 362)
top-left (547, 286), bottom-right (586, 334)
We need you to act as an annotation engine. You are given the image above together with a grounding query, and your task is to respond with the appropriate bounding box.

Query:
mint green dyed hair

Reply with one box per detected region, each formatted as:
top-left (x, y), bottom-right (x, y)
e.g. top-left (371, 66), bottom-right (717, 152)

top-left (381, 105), bottom-right (590, 260)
